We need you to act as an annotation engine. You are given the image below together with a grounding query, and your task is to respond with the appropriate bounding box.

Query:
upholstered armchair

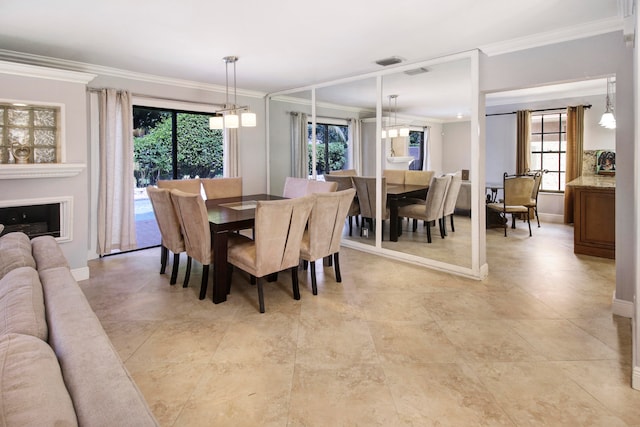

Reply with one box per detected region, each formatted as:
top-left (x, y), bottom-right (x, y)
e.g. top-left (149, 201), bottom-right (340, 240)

top-left (227, 195), bottom-right (315, 313)
top-left (146, 186), bottom-right (188, 285)
top-left (201, 177), bottom-right (242, 200)
top-left (157, 178), bottom-right (202, 195)
top-left (487, 173), bottom-right (536, 236)
top-left (397, 175), bottom-right (451, 243)
top-left (299, 189), bottom-right (356, 295)
top-left (170, 189), bottom-right (214, 299)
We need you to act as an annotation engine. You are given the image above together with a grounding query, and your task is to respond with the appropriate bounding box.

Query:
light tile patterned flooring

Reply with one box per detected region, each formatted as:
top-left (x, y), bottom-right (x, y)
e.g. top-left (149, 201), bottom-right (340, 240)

top-left (80, 219), bottom-right (640, 426)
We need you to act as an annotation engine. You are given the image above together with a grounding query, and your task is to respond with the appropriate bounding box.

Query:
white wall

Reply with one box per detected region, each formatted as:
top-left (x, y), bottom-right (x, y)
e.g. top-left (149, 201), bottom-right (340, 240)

top-left (441, 121), bottom-right (471, 175)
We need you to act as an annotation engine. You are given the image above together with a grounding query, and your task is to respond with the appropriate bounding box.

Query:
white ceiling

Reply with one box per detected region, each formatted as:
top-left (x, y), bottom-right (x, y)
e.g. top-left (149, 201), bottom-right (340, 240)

top-left (0, 0), bottom-right (624, 119)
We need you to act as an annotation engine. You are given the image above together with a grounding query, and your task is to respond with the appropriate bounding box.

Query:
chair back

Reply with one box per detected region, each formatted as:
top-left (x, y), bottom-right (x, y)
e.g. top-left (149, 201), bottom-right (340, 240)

top-left (352, 176), bottom-right (387, 220)
top-left (307, 180), bottom-right (338, 194)
top-left (283, 177), bottom-right (309, 198)
top-left (304, 189), bottom-right (356, 259)
top-left (383, 169), bottom-right (405, 185)
top-left (170, 189), bottom-right (212, 265)
top-left (254, 195), bottom-right (315, 276)
top-left (329, 169), bottom-right (357, 176)
top-left (423, 175), bottom-right (452, 221)
top-left (442, 171), bottom-right (463, 217)
top-left (531, 171), bottom-right (543, 201)
top-left (504, 174), bottom-right (536, 206)
top-left (201, 177), bottom-right (242, 200)
top-left (157, 178), bottom-right (201, 195)
top-left (146, 186), bottom-right (184, 254)
top-left (405, 170), bottom-right (434, 186)
top-left (324, 175), bottom-right (354, 191)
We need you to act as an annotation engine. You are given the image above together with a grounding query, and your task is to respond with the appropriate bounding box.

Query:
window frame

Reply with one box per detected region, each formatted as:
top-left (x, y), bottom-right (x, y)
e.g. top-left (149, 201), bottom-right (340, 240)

top-left (530, 111), bottom-right (566, 193)
top-left (307, 118), bottom-right (350, 177)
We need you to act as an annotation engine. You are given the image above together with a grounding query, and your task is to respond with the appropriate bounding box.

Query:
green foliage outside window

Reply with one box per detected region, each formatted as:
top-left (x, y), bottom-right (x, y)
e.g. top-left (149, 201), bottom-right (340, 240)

top-left (308, 142), bottom-right (346, 175)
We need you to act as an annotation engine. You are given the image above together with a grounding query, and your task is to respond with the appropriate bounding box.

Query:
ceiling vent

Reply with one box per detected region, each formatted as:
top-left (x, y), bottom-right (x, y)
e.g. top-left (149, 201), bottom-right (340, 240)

top-left (404, 67), bottom-right (430, 76)
top-left (375, 56), bottom-right (403, 67)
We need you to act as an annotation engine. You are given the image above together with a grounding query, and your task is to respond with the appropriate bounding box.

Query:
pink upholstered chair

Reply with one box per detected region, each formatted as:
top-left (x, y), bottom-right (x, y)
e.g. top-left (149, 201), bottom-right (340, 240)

top-left (398, 175), bottom-right (452, 243)
top-left (227, 195), bottom-right (315, 313)
top-left (300, 189), bottom-right (356, 294)
top-left (201, 177), bottom-right (242, 200)
top-left (307, 180), bottom-right (338, 194)
top-left (146, 186), bottom-right (188, 286)
top-left (170, 189), bottom-right (213, 299)
top-left (283, 177), bottom-right (310, 198)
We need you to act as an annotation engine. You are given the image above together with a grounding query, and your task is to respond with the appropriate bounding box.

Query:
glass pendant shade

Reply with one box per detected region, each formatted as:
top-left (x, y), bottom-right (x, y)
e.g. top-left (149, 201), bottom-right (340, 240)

top-left (599, 111), bottom-right (616, 129)
top-left (388, 128), bottom-right (399, 138)
top-left (381, 129), bottom-right (387, 139)
top-left (225, 113), bottom-right (239, 129)
top-left (209, 116), bottom-right (224, 130)
top-left (399, 127), bottom-right (410, 137)
top-left (241, 112), bottom-right (256, 127)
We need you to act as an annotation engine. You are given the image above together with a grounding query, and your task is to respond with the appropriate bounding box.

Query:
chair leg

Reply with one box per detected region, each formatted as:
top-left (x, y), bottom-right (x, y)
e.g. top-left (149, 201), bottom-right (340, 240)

top-left (291, 266), bottom-right (301, 300)
top-left (257, 278), bottom-right (265, 313)
top-left (200, 264), bottom-right (209, 300)
top-left (527, 213), bottom-right (532, 237)
top-left (412, 219), bottom-right (418, 232)
top-left (442, 216), bottom-right (448, 236)
top-left (426, 222), bottom-right (432, 243)
top-left (535, 207), bottom-right (540, 227)
top-left (348, 216), bottom-right (353, 236)
top-left (439, 218), bottom-right (445, 238)
top-left (303, 260), bottom-right (309, 271)
top-left (450, 215), bottom-right (455, 232)
top-left (333, 252), bottom-right (342, 283)
top-left (170, 252), bottom-right (180, 285)
top-left (310, 261), bottom-right (317, 295)
top-left (160, 246), bottom-right (168, 274)
top-left (182, 256), bottom-right (192, 287)
top-left (250, 275), bottom-right (256, 285)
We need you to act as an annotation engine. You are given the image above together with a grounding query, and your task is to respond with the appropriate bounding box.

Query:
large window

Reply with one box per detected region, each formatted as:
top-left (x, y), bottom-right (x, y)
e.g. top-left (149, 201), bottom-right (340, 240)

top-left (307, 122), bottom-right (349, 176)
top-left (530, 112), bottom-right (566, 192)
top-left (133, 106), bottom-right (223, 187)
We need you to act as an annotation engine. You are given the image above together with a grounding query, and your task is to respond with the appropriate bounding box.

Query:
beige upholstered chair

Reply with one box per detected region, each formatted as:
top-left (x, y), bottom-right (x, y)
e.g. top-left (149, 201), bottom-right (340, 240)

top-left (170, 189), bottom-right (214, 299)
top-left (398, 175), bottom-right (452, 243)
top-left (404, 170), bottom-right (434, 186)
top-left (324, 175), bottom-right (360, 235)
top-left (227, 195), bottom-right (315, 313)
top-left (525, 170), bottom-right (544, 227)
top-left (201, 177), bottom-right (242, 200)
top-left (307, 180), bottom-right (337, 194)
top-left (352, 176), bottom-right (389, 239)
top-left (441, 171), bottom-right (463, 234)
top-left (283, 177), bottom-right (310, 198)
top-left (146, 186), bottom-right (189, 286)
top-left (487, 173), bottom-right (536, 237)
top-left (299, 189), bottom-right (356, 294)
top-left (157, 178), bottom-right (201, 195)
top-left (383, 169), bottom-right (405, 185)
top-left (329, 169), bottom-right (357, 176)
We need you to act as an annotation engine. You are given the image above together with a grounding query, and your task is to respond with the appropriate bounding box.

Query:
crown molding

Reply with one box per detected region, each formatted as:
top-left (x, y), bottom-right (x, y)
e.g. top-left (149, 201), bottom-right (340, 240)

top-left (480, 17), bottom-right (624, 57)
top-left (0, 49), bottom-right (266, 99)
top-left (0, 59), bottom-right (96, 84)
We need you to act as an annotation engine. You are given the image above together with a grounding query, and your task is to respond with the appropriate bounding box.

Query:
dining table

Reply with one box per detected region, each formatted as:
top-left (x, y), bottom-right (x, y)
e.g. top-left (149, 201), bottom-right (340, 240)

top-left (206, 193), bottom-right (284, 304)
top-left (386, 183), bottom-right (429, 242)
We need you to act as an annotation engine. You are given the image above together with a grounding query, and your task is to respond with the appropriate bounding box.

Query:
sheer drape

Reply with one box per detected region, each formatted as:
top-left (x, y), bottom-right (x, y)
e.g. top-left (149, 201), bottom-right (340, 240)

top-left (97, 89), bottom-right (136, 255)
top-left (516, 110), bottom-right (531, 174)
top-left (422, 126), bottom-right (431, 170)
top-left (224, 128), bottom-right (239, 177)
top-left (348, 118), bottom-right (362, 175)
top-left (564, 105), bottom-right (585, 223)
top-left (290, 112), bottom-right (308, 178)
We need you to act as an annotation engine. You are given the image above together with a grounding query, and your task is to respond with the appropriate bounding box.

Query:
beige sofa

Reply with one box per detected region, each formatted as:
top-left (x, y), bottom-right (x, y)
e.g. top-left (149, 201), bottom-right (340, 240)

top-left (0, 232), bottom-right (158, 427)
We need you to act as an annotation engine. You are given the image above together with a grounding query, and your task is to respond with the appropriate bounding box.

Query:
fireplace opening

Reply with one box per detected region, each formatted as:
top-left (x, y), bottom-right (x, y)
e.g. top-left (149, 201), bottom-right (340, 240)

top-left (0, 203), bottom-right (61, 239)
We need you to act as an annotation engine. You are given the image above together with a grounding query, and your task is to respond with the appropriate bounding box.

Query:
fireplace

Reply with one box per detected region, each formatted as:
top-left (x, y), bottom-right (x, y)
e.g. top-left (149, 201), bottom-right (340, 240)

top-left (0, 197), bottom-right (72, 241)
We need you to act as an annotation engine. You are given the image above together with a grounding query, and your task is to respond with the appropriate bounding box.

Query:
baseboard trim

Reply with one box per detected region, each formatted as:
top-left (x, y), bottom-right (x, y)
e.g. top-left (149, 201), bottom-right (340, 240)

top-left (633, 367), bottom-right (640, 390)
top-left (71, 266), bottom-right (90, 282)
top-left (538, 213), bottom-right (564, 224)
top-left (612, 296), bottom-right (634, 318)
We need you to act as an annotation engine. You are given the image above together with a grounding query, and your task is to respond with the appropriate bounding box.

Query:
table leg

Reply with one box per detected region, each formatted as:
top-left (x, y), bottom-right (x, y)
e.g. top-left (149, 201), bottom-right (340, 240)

top-left (390, 198), bottom-right (399, 242)
top-left (213, 230), bottom-right (229, 304)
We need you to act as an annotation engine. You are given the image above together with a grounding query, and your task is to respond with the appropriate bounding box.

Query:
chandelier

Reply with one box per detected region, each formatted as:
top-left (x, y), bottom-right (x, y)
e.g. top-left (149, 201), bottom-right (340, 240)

top-left (598, 77), bottom-right (616, 129)
top-left (209, 56), bottom-right (256, 129)
top-left (382, 94), bottom-right (409, 139)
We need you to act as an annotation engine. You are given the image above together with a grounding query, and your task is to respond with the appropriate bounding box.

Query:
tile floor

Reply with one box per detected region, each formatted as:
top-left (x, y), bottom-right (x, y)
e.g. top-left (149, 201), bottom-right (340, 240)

top-left (80, 220), bottom-right (640, 426)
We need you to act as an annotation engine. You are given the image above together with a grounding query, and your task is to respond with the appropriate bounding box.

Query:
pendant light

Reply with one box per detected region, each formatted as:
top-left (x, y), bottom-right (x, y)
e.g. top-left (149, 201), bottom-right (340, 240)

top-left (209, 56), bottom-right (257, 130)
top-left (599, 77), bottom-right (616, 129)
top-left (384, 95), bottom-right (410, 138)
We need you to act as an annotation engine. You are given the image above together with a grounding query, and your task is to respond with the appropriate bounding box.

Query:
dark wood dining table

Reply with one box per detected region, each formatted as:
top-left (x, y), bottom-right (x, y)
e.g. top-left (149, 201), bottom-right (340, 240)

top-left (386, 184), bottom-right (429, 242)
top-left (206, 193), bottom-right (284, 304)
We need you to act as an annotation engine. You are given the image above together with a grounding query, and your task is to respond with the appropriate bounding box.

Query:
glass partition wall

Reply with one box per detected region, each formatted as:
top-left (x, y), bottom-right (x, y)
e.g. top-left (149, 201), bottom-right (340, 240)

top-left (267, 50), bottom-right (486, 279)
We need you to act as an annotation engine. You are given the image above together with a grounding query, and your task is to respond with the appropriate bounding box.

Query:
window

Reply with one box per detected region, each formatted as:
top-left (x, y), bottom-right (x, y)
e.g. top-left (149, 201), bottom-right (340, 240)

top-left (530, 112), bottom-right (566, 191)
top-left (408, 130), bottom-right (425, 170)
top-left (133, 106), bottom-right (223, 186)
top-left (307, 122), bottom-right (349, 176)
top-left (0, 102), bottom-right (60, 164)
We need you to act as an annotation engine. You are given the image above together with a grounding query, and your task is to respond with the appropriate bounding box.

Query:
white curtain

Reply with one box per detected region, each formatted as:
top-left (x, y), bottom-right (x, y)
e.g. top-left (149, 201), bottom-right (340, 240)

top-left (422, 126), bottom-right (431, 170)
top-left (97, 89), bottom-right (136, 255)
top-left (290, 112), bottom-right (308, 178)
top-left (348, 118), bottom-right (363, 175)
top-left (224, 128), bottom-right (239, 177)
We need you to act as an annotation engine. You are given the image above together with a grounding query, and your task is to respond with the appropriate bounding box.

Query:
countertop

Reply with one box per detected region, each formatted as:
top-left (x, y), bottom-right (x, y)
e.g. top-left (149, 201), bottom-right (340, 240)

top-left (566, 175), bottom-right (616, 189)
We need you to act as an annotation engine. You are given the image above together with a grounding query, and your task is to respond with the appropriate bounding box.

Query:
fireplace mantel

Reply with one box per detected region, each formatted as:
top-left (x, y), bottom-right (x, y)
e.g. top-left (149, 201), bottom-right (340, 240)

top-left (0, 163), bottom-right (86, 179)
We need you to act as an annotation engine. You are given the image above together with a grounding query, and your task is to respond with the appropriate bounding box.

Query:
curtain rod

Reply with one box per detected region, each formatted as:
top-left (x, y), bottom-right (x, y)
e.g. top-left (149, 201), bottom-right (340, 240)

top-left (86, 88), bottom-right (219, 107)
top-left (486, 104), bottom-right (591, 117)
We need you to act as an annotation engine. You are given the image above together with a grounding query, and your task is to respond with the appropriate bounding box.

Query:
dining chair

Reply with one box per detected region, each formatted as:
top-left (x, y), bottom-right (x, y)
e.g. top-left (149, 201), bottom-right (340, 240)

top-left (201, 177), bottom-right (242, 200)
top-left (227, 195), bottom-right (315, 313)
top-left (487, 172), bottom-right (536, 237)
top-left (441, 171), bottom-right (463, 235)
top-left (404, 170), bottom-right (434, 186)
top-left (146, 186), bottom-right (189, 286)
top-left (170, 189), bottom-right (214, 300)
top-left (157, 178), bottom-right (202, 195)
top-left (329, 169), bottom-right (357, 176)
top-left (383, 169), bottom-right (405, 185)
top-left (324, 175), bottom-right (360, 236)
top-left (307, 180), bottom-right (338, 194)
top-left (283, 177), bottom-right (310, 198)
top-left (352, 176), bottom-right (389, 239)
top-left (299, 188), bottom-right (356, 295)
top-left (397, 175), bottom-right (452, 243)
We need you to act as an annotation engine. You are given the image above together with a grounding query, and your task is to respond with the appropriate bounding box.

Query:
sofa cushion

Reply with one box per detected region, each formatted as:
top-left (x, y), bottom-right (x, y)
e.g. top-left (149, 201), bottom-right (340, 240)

top-left (0, 232), bottom-right (36, 280)
top-left (0, 267), bottom-right (47, 340)
top-left (31, 235), bottom-right (69, 271)
top-left (0, 333), bottom-right (78, 427)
